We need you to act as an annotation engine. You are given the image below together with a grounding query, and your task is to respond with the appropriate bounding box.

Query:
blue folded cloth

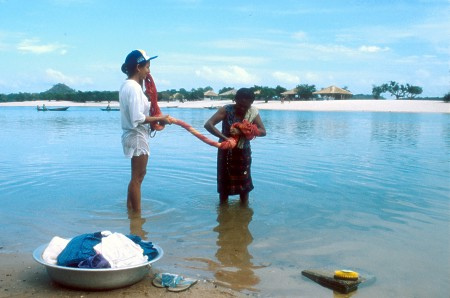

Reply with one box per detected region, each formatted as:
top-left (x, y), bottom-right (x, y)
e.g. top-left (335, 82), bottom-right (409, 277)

top-left (57, 232), bottom-right (103, 267)
top-left (78, 253), bottom-right (111, 269)
top-left (127, 234), bottom-right (158, 260)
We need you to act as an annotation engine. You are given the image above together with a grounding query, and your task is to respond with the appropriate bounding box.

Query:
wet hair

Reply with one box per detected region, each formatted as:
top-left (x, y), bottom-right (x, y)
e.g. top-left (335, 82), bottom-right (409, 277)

top-left (235, 88), bottom-right (255, 103)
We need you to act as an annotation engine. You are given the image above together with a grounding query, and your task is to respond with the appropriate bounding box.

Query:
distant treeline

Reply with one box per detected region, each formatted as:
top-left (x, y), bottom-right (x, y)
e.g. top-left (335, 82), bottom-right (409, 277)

top-left (0, 90), bottom-right (120, 103)
top-left (0, 83), bottom-right (119, 103)
top-left (0, 83), bottom-right (448, 103)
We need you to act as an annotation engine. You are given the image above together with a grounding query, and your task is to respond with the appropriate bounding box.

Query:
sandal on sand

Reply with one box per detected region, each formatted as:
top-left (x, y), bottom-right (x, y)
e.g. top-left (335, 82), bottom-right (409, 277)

top-left (152, 273), bottom-right (197, 292)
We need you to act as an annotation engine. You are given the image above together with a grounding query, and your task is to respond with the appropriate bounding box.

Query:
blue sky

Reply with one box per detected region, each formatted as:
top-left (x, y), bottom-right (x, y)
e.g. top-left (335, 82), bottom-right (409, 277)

top-left (1, 0), bottom-right (449, 97)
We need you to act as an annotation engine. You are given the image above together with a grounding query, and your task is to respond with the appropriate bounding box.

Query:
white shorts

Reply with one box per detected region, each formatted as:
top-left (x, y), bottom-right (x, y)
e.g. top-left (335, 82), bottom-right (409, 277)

top-left (121, 129), bottom-right (150, 158)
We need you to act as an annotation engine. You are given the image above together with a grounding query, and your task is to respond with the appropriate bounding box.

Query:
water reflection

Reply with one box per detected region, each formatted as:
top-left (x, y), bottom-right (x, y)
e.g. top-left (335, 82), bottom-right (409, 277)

top-left (212, 202), bottom-right (259, 291)
top-left (128, 210), bottom-right (148, 240)
top-left (443, 119), bottom-right (450, 149)
top-left (186, 201), bottom-right (261, 292)
top-left (370, 114), bottom-right (420, 147)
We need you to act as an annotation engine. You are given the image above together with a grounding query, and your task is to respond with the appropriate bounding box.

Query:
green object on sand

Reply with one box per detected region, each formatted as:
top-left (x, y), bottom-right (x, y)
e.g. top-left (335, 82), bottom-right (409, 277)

top-left (302, 269), bottom-right (367, 294)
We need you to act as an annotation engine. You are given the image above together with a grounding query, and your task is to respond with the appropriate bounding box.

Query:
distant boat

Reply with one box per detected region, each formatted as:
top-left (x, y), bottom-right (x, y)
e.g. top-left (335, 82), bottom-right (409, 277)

top-left (100, 107), bottom-right (120, 111)
top-left (37, 106), bottom-right (69, 111)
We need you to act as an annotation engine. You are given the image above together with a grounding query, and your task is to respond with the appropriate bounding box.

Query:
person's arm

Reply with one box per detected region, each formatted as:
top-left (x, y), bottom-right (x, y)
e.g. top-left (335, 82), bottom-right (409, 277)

top-left (253, 114), bottom-right (266, 137)
top-left (204, 107), bottom-right (228, 140)
top-left (143, 115), bottom-right (172, 125)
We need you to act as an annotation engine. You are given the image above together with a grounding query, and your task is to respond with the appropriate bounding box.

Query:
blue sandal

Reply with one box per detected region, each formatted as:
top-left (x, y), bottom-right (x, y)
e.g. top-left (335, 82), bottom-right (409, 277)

top-left (152, 273), bottom-right (197, 292)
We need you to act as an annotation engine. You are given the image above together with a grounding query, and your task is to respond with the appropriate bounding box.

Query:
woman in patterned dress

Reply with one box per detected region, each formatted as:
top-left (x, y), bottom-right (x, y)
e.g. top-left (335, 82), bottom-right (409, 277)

top-left (204, 88), bottom-right (266, 204)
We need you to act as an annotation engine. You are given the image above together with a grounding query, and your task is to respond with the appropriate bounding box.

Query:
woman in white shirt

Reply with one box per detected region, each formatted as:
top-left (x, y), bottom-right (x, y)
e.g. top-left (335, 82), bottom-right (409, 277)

top-left (120, 49), bottom-right (171, 211)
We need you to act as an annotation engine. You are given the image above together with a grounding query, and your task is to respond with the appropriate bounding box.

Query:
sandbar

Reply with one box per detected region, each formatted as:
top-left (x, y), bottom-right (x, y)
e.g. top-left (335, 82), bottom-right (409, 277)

top-left (1, 99), bottom-right (448, 113)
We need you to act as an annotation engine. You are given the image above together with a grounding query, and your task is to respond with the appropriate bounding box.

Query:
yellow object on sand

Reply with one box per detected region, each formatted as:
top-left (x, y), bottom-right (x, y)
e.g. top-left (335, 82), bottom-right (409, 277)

top-left (334, 270), bottom-right (359, 281)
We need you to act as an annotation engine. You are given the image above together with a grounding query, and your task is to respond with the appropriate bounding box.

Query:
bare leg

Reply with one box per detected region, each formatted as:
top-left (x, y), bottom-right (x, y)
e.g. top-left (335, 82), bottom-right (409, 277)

top-left (128, 209), bottom-right (148, 240)
top-left (240, 192), bottom-right (249, 204)
top-left (219, 193), bottom-right (228, 204)
top-left (127, 154), bottom-right (148, 212)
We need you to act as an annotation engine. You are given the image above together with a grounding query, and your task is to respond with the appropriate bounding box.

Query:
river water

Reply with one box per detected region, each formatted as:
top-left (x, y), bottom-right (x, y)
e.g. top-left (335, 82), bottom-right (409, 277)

top-left (0, 106), bottom-right (448, 297)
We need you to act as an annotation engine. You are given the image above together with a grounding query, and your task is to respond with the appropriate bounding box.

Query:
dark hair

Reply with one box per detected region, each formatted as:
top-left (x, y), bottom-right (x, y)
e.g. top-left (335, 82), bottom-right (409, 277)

top-left (122, 60), bottom-right (148, 77)
top-left (235, 88), bottom-right (255, 102)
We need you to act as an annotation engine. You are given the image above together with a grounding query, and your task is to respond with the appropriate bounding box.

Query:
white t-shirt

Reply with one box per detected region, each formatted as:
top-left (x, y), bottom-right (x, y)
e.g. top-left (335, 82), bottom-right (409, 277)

top-left (119, 80), bottom-right (151, 157)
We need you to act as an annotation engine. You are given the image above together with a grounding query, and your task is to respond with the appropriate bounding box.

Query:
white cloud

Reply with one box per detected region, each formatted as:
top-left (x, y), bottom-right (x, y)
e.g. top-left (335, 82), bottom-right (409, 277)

top-left (304, 72), bottom-right (320, 82)
top-left (195, 66), bottom-right (258, 85)
top-left (359, 45), bottom-right (390, 53)
top-left (272, 71), bottom-right (300, 85)
top-left (45, 68), bottom-right (93, 85)
top-left (17, 38), bottom-right (68, 55)
top-left (292, 31), bottom-right (307, 40)
top-left (280, 42), bottom-right (356, 61)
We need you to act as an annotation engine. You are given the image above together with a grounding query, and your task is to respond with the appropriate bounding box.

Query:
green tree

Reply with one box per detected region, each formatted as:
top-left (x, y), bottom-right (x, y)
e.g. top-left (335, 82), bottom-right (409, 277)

top-left (186, 87), bottom-right (212, 101)
top-left (252, 85), bottom-right (276, 102)
top-left (274, 85), bottom-right (287, 98)
top-left (387, 81), bottom-right (407, 99)
top-left (372, 85), bottom-right (386, 99)
top-left (373, 81), bottom-right (423, 99)
top-left (218, 87), bottom-right (234, 94)
top-left (157, 91), bottom-right (171, 101)
top-left (44, 83), bottom-right (76, 94)
top-left (405, 84), bottom-right (423, 98)
top-left (295, 84), bottom-right (316, 100)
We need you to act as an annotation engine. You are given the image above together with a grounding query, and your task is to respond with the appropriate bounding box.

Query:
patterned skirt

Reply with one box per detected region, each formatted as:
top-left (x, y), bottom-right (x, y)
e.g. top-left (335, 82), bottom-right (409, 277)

top-left (217, 147), bottom-right (254, 195)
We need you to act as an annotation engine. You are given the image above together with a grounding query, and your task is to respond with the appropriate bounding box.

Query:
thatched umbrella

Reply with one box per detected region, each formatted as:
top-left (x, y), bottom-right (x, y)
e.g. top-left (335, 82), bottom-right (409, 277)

top-left (313, 86), bottom-right (352, 100)
top-left (280, 88), bottom-right (297, 102)
top-left (218, 89), bottom-right (237, 96)
top-left (281, 88), bottom-right (297, 96)
top-left (204, 90), bottom-right (218, 98)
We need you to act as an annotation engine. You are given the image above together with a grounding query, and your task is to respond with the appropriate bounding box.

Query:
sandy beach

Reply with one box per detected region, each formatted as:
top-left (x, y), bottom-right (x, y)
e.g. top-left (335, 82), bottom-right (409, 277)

top-left (1, 99), bottom-right (449, 113)
top-left (0, 253), bottom-right (244, 298)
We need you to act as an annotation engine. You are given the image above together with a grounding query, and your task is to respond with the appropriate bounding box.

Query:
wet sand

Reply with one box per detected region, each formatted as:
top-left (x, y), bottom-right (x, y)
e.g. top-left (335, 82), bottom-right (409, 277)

top-left (0, 253), bottom-right (244, 298)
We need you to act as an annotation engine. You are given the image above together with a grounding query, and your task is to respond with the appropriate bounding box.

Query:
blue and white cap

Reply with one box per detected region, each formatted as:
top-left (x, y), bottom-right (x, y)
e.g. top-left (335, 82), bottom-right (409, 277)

top-left (121, 49), bottom-right (158, 74)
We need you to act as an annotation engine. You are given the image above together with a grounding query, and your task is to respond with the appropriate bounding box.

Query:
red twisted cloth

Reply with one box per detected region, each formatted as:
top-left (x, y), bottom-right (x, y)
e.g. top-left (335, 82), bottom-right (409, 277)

top-left (144, 73), bottom-right (164, 132)
top-left (144, 74), bottom-right (258, 150)
top-left (231, 119), bottom-right (261, 140)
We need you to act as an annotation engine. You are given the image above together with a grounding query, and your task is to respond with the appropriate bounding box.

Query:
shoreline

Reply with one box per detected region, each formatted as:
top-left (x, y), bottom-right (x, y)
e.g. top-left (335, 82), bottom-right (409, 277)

top-left (1, 99), bottom-right (448, 113)
top-left (0, 252), bottom-right (244, 297)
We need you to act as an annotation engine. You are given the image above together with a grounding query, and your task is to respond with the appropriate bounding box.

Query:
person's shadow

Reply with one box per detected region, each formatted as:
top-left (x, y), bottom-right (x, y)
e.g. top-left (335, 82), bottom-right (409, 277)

top-left (128, 210), bottom-right (148, 240)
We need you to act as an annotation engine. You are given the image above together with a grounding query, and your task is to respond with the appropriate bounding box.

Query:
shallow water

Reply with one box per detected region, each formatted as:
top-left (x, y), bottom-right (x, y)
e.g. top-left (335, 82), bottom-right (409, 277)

top-left (0, 106), bottom-right (449, 297)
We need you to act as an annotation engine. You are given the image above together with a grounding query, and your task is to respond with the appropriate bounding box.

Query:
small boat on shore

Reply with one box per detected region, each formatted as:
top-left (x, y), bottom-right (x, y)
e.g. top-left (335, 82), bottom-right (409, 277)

top-left (37, 105), bottom-right (69, 111)
top-left (100, 107), bottom-right (120, 111)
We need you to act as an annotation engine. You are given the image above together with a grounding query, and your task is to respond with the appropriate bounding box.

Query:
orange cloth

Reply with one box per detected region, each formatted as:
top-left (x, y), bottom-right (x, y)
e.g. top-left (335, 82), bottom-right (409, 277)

top-left (231, 119), bottom-right (260, 140)
top-left (144, 74), bottom-right (256, 150)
